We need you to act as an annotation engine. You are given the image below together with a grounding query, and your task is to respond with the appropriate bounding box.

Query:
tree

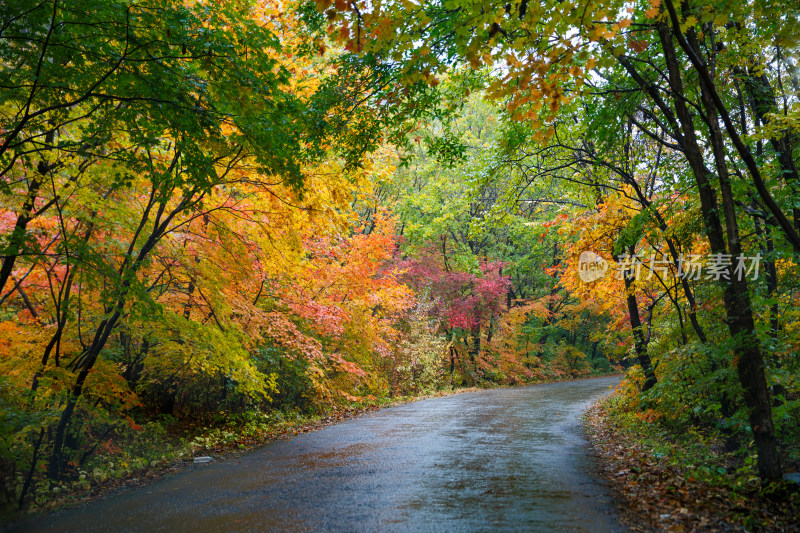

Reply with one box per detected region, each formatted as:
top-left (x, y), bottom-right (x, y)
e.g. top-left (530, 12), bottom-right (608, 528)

top-left (0, 0), bottom-right (421, 491)
top-left (320, 0), bottom-right (799, 483)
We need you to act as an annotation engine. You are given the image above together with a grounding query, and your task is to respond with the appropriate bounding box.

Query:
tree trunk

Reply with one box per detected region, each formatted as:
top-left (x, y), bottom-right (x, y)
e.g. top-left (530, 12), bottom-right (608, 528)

top-left (654, 22), bottom-right (782, 482)
top-left (697, 59), bottom-right (783, 484)
top-left (0, 177), bottom-right (43, 296)
top-left (622, 248), bottom-right (657, 391)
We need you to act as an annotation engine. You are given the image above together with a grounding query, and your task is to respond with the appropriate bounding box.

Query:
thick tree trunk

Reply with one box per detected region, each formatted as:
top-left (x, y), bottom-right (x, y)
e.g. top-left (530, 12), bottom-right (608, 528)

top-left (622, 248), bottom-right (657, 391)
top-left (470, 324), bottom-right (481, 377)
top-left (655, 22), bottom-right (782, 482)
top-left (697, 64), bottom-right (783, 484)
top-left (753, 217), bottom-right (780, 350)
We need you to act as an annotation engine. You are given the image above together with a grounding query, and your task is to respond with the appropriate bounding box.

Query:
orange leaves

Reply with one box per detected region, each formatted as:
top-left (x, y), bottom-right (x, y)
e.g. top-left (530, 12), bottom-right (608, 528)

top-left (282, 214), bottom-right (411, 344)
top-left (558, 194), bottom-right (640, 310)
top-left (588, 15), bottom-right (633, 43)
top-left (188, 149), bottom-right (413, 388)
top-left (568, 65), bottom-right (584, 78)
top-left (628, 40), bottom-right (649, 53)
top-left (645, 0), bottom-right (663, 19)
top-left (635, 408), bottom-right (663, 423)
top-left (542, 213), bottom-right (569, 228)
top-left (261, 311), bottom-right (324, 361)
top-left (588, 25), bottom-right (609, 42)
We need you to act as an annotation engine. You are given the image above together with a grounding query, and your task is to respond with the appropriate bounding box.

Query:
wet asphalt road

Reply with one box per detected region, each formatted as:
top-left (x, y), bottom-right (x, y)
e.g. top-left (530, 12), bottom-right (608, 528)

top-left (14, 376), bottom-right (623, 533)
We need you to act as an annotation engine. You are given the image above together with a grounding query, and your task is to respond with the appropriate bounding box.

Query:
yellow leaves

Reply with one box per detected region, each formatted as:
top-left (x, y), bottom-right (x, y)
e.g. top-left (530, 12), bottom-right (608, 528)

top-left (254, 4), bottom-right (280, 21)
top-left (712, 13), bottom-right (729, 27)
top-left (589, 16), bottom-right (632, 42)
top-left (612, 18), bottom-right (632, 34)
top-left (755, 104), bottom-right (800, 142)
top-left (775, 257), bottom-right (798, 281)
top-left (679, 15), bottom-right (698, 33)
top-left (588, 24), bottom-right (620, 42)
top-left (372, 17), bottom-right (397, 41)
top-left (588, 26), bottom-right (607, 42)
top-left (568, 65), bottom-right (584, 78)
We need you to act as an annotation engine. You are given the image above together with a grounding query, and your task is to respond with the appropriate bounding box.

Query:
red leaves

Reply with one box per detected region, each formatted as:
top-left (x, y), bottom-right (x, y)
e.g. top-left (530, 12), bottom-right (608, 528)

top-left (126, 416), bottom-right (143, 431)
top-left (400, 251), bottom-right (510, 332)
top-left (628, 40), bottom-right (649, 53)
top-left (541, 213), bottom-right (568, 229)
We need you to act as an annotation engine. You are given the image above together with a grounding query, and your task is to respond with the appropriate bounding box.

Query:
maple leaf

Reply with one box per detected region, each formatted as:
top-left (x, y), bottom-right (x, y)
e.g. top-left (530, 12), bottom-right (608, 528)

top-left (628, 40), bottom-right (648, 53)
top-left (645, 0), bottom-right (663, 19)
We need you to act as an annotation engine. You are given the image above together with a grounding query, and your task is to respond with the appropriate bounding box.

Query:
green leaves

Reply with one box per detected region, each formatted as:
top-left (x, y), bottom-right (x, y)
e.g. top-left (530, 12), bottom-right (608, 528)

top-left (423, 131), bottom-right (467, 168)
top-left (613, 207), bottom-right (653, 256)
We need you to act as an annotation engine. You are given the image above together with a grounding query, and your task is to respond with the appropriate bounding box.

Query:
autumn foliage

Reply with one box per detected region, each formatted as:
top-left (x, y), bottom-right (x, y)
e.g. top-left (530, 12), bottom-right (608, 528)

top-left (6, 0), bottom-right (796, 520)
top-left (0, 0), bottom-right (602, 512)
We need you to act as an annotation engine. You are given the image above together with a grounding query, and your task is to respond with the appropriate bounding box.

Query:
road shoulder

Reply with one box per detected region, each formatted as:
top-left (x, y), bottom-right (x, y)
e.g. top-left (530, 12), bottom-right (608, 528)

top-left (584, 396), bottom-right (800, 532)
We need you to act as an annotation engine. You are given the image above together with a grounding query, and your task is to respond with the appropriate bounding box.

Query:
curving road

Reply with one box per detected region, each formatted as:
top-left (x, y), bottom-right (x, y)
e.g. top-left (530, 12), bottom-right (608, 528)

top-left (15, 376), bottom-right (623, 533)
